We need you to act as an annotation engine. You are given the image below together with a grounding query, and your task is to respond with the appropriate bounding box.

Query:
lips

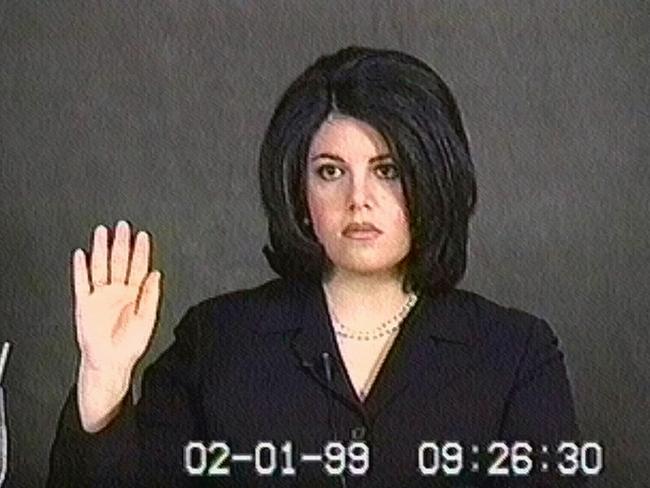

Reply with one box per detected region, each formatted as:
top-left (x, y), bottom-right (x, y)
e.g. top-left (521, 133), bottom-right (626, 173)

top-left (342, 222), bottom-right (382, 239)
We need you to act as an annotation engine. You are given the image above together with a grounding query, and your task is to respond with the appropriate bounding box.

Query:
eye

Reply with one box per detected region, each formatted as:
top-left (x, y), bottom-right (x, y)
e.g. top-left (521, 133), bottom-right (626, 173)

top-left (374, 163), bottom-right (400, 180)
top-left (316, 164), bottom-right (344, 181)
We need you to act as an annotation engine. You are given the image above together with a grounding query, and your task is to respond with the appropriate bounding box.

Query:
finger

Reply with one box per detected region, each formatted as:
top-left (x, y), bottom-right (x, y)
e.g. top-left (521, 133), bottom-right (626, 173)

top-left (136, 271), bottom-right (161, 318)
top-left (110, 220), bottom-right (131, 285)
top-left (90, 225), bottom-right (108, 288)
top-left (72, 248), bottom-right (90, 300)
top-left (128, 231), bottom-right (150, 287)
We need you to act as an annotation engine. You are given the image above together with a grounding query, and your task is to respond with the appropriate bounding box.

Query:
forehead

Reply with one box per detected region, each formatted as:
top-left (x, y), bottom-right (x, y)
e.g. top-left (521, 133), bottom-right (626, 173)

top-left (308, 115), bottom-right (390, 158)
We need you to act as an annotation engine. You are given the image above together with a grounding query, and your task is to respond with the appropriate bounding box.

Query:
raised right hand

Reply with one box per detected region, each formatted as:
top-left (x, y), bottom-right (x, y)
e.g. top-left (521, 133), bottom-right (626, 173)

top-left (73, 220), bottom-right (161, 375)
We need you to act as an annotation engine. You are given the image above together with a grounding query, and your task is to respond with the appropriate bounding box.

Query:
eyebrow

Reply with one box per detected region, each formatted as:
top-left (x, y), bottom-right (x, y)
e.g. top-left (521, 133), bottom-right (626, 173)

top-left (308, 152), bottom-right (393, 163)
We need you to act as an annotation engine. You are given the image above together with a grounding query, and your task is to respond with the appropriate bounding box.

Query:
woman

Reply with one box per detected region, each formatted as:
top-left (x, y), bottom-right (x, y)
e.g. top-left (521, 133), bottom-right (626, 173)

top-left (48, 47), bottom-right (586, 487)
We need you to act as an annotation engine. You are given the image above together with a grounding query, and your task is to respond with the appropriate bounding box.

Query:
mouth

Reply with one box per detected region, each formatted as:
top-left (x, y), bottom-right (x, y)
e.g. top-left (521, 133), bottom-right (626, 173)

top-left (342, 222), bottom-right (383, 240)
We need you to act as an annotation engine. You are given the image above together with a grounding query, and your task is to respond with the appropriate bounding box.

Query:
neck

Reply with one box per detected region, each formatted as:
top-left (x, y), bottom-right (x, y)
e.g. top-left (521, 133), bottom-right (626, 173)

top-left (325, 266), bottom-right (404, 295)
top-left (322, 267), bottom-right (411, 326)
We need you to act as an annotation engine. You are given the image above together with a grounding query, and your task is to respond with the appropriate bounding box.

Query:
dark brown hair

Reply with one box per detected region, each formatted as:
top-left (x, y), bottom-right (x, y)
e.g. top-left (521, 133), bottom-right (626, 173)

top-left (259, 46), bottom-right (477, 297)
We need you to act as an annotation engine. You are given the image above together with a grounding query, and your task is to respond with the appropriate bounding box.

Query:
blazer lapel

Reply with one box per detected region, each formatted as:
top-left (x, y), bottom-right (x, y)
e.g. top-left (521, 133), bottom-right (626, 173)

top-left (362, 288), bottom-right (480, 420)
top-left (285, 277), bottom-right (365, 414)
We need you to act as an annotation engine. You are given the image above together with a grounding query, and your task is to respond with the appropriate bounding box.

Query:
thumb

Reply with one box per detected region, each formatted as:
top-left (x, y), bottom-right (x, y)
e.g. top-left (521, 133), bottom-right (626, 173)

top-left (137, 270), bottom-right (161, 320)
top-left (122, 301), bottom-right (137, 321)
top-left (114, 301), bottom-right (138, 339)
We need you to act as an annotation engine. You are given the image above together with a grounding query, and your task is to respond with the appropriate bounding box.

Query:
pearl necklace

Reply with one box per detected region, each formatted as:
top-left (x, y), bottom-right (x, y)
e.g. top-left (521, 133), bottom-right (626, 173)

top-left (325, 289), bottom-right (419, 341)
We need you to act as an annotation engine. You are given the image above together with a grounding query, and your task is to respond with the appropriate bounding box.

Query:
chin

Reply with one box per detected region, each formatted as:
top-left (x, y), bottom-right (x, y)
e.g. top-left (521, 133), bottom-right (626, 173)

top-left (332, 256), bottom-right (404, 276)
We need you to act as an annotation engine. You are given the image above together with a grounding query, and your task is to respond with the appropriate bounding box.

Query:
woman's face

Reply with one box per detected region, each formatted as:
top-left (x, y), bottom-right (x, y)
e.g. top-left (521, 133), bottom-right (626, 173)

top-left (306, 115), bottom-right (411, 278)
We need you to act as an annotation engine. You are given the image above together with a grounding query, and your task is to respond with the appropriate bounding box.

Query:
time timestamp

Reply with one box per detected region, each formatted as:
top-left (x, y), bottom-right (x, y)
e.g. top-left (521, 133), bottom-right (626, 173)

top-left (417, 441), bottom-right (603, 477)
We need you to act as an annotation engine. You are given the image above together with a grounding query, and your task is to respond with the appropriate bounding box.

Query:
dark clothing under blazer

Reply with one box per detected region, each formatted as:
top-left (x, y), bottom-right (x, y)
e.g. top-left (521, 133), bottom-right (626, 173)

top-left (48, 277), bottom-right (587, 487)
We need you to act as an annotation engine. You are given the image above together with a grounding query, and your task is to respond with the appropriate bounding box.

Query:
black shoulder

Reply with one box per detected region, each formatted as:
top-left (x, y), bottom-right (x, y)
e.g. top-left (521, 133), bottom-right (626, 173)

top-left (449, 288), bottom-right (558, 356)
top-left (181, 278), bottom-right (294, 334)
top-left (190, 277), bottom-right (281, 306)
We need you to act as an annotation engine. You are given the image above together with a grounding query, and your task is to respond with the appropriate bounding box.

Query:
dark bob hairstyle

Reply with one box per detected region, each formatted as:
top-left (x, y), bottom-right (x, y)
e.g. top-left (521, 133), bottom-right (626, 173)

top-left (259, 46), bottom-right (477, 297)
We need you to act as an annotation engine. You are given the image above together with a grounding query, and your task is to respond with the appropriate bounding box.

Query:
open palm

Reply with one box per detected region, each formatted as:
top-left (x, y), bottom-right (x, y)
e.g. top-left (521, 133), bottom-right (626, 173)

top-left (73, 221), bottom-right (161, 373)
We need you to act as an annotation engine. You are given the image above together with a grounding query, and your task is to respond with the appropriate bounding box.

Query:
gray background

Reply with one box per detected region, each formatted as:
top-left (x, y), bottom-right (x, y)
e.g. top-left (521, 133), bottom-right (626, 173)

top-left (0, 1), bottom-right (647, 486)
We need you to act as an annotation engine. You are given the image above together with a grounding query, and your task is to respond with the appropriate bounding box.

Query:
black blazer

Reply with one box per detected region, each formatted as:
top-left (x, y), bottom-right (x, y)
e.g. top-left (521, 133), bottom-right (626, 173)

top-left (47, 277), bottom-right (587, 487)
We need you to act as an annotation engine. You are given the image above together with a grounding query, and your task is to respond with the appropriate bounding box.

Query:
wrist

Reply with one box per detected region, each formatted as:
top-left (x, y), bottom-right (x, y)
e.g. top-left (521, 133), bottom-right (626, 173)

top-left (79, 357), bottom-right (133, 397)
top-left (77, 359), bottom-right (134, 433)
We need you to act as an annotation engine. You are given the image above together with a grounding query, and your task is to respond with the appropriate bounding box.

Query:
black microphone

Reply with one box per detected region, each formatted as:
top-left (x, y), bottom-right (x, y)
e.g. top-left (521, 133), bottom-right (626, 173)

top-left (321, 352), bottom-right (347, 488)
top-left (300, 356), bottom-right (330, 387)
top-left (322, 352), bottom-right (333, 383)
top-left (300, 355), bottom-right (347, 486)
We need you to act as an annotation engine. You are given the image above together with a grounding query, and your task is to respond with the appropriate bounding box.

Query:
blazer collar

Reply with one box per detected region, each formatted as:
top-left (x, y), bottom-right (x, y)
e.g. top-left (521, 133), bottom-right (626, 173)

top-left (257, 277), bottom-right (478, 421)
top-left (258, 276), bottom-right (476, 345)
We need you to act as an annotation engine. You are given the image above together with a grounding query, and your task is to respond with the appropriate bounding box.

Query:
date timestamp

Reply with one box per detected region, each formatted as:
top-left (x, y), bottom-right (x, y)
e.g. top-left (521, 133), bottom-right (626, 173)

top-left (183, 440), bottom-right (369, 477)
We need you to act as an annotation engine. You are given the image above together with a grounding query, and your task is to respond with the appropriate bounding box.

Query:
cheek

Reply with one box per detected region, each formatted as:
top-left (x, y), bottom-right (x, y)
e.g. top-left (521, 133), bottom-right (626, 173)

top-left (307, 189), bottom-right (340, 235)
top-left (394, 210), bottom-right (411, 242)
top-left (384, 197), bottom-right (411, 246)
top-left (382, 188), bottom-right (409, 226)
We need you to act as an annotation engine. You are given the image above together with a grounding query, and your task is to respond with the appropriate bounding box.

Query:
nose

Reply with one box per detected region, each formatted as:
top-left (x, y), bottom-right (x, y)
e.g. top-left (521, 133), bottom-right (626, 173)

top-left (347, 172), bottom-right (373, 211)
